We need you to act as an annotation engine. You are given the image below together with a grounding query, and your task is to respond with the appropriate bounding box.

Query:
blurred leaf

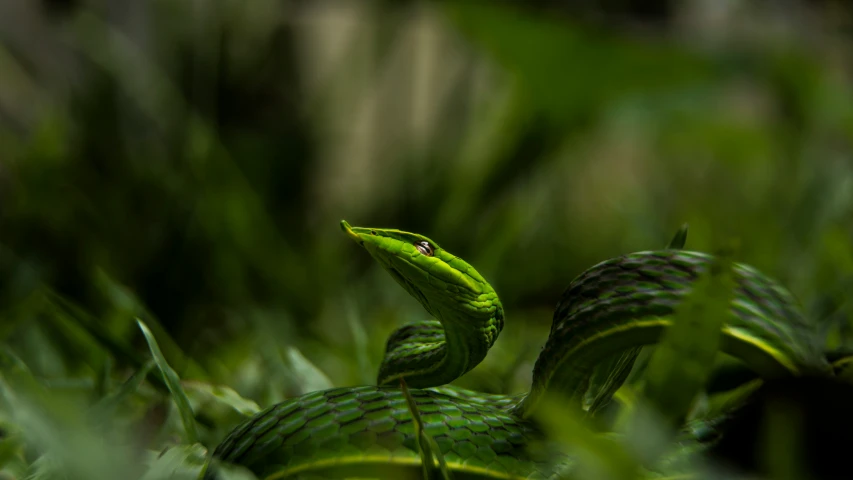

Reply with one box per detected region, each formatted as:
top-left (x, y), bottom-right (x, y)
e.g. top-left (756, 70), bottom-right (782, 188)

top-left (284, 346), bottom-right (333, 395)
top-left (344, 295), bottom-right (373, 385)
top-left (640, 248), bottom-right (736, 428)
top-left (203, 459), bottom-right (259, 480)
top-left (533, 395), bottom-right (638, 480)
top-left (45, 291), bottom-right (148, 377)
top-left (95, 269), bottom-right (204, 379)
top-left (139, 444), bottom-right (207, 480)
top-left (1, 375), bottom-right (138, 480)
top-left (90, 359), bottom-right (156, 422)
top-left (183, 382), bottom-right (260, 418)
top-left (0, 431), bottom-right (23, 473)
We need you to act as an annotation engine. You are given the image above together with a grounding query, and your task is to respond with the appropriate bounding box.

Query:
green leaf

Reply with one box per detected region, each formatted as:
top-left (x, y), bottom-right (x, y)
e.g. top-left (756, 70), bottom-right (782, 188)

top-left (284, 346), bottom-right (333, 394)
top-left (137, 318), bottom-right (200, 443)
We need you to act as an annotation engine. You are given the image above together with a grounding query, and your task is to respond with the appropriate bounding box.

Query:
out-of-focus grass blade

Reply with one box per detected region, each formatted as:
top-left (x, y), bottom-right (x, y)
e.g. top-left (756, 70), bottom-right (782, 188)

top-left (183, 381), bottom-right (260, 444)
top-left (147, 447), bottom-right (207, 480)
top-left (95, 356), bottom-right (113, 400)
top-left (344, 294), bottom-right (372, 385)
top-left (1, 371), bottom-right (136, 479)
top-left (533, 394), bottom-right (638, 480)
top-left (137, 318), bottom-right (200, 444)
top-left (246, 311), bottom-right (333, 400)
top-left (139, 444), bottom-right (210, 480)
top-left (95, 268), bottom-right (205, 379)
top-left (667, 224), bottom-right (689, 250)
top-left (284, 346), bottom-right (333, 394)
top-left (0, 348), bottom-right (32, 377)
top-left (638, 244), bottom-right (736, 429)
top-left (0, 427), bottom-right (23, 473)
top-left (201, 459), bottom-right (259, 480)
top-left (45, 289), bottom-right (146, 367)
top-left (44, 290), bottom-right (179, 395)
top-left (182, 382), bottom-right (260, 418)
top-left (91, 359), bottom-right (156, 420)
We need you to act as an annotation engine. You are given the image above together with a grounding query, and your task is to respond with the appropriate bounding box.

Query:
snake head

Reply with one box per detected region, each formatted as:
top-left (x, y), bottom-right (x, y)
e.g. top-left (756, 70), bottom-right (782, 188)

top-left (341, 220), bottom-right (493, 316)
top-left (341, 220), bottom-right (504, 387)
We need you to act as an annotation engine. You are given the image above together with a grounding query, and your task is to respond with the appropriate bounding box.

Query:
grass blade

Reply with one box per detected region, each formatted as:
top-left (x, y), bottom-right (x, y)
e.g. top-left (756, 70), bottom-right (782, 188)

top-left (90, 359), bottom-right (156, 422)
top-left (399, 379), bottom-right (452, 480)
top-left (137, 318), bottom-right (200, 444)
top-left (637, 243), bottom-right (737, 438)
top-left (344, 294), bottom-right (372, 385)
top-left (533, 394), bottom-right (639, 480)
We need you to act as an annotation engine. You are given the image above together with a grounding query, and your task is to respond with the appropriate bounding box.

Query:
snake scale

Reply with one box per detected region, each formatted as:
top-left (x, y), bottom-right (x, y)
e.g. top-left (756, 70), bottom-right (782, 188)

top-left (207, 221), bottom-right (829, 479)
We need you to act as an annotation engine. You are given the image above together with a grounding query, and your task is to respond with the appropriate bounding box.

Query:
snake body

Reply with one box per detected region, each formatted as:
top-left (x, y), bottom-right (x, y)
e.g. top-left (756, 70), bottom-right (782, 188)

top-left (210, 222), bottom-right (828, 479)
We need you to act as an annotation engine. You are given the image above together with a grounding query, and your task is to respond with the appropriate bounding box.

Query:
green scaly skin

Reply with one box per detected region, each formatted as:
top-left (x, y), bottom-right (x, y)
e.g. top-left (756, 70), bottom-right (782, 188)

top-left (209, 221), bottom-right (829, 479)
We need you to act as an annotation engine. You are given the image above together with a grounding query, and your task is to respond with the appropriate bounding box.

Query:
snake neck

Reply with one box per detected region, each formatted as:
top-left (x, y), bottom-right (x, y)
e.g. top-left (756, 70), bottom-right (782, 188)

top-left (377, 303), bottom-right (504, 389)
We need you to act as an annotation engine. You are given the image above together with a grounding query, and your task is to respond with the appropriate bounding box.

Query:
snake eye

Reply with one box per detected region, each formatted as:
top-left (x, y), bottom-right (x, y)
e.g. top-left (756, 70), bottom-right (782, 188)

top-left (371, 230), bottom-right (377, 235)
top-left (415, 241), bottom-right (434, 257)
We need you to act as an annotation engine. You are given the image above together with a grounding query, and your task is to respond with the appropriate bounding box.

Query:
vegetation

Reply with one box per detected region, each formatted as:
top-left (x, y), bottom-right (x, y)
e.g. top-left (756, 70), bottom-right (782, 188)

top-left (1, 1), bottom-right (852, 479)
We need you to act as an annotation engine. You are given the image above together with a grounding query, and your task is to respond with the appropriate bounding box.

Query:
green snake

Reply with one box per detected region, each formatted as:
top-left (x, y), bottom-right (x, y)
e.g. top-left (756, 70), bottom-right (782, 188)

top-left (208, 221), bottom-right (829, 479)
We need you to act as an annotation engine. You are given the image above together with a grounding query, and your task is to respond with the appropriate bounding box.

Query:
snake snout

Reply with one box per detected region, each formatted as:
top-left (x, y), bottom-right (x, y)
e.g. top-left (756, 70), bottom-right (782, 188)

top-left (340, 220), bottom-right (364, 245)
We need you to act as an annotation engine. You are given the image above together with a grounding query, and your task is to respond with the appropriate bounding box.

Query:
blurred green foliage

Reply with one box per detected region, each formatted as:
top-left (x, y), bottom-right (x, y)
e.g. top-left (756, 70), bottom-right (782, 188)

top-left (1, 0), bottom-right (853, 478)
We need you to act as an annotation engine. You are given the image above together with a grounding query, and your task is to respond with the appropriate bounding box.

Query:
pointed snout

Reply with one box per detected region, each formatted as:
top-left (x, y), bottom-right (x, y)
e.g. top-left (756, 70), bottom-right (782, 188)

top-left (340, 220), bottom-right (363, 244)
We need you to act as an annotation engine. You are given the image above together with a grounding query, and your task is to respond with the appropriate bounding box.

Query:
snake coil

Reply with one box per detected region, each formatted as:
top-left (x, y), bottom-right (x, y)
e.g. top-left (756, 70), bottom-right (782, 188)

top-left (208, 222), bottom-right (828, 479)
